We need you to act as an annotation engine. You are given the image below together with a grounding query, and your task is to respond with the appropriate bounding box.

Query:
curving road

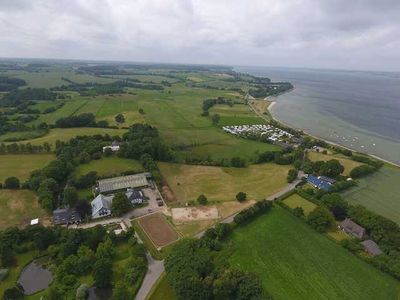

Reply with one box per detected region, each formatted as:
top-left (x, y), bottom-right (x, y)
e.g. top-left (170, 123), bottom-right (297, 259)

top-left (135, 173), bottom-right (304, 299)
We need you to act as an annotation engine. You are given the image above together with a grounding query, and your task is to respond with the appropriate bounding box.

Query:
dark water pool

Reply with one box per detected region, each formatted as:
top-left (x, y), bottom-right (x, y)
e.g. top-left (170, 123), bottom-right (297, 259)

top-left (17, 261), bottom-right (53, 295)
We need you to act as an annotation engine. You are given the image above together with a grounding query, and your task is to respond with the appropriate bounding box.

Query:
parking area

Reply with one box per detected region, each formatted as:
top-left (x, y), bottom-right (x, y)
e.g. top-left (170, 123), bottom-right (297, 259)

top-left (128, 186), bottom-right (166, 218)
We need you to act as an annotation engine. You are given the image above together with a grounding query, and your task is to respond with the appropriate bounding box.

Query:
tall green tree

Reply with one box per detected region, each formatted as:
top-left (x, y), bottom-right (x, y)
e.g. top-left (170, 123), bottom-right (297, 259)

top-left (111, 192), bottom-right (131, 216)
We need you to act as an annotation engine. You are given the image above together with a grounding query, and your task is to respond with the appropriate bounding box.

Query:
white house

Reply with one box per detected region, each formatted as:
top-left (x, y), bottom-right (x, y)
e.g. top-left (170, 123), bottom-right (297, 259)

top-left (102, 141), bottom-right (121, 153)
top-left (91, 194), bottom-right (113, 219)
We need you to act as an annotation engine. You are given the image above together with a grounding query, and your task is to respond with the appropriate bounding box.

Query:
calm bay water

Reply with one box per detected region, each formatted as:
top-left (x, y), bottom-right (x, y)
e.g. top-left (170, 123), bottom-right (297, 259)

top-left (235, 66), bottom-right (400, 165)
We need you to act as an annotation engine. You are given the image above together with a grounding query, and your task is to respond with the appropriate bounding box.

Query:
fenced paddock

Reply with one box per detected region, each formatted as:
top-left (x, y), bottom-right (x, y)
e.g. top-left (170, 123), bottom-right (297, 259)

top-left (138, 213), bottom-right (179, 248)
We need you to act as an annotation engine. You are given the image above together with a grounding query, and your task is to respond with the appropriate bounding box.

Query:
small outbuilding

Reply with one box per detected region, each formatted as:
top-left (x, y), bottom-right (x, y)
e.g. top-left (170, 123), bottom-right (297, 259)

top-left (361, 240), bottom-right (382, 256)
top-left (339, 218), bottom-right (366, 239)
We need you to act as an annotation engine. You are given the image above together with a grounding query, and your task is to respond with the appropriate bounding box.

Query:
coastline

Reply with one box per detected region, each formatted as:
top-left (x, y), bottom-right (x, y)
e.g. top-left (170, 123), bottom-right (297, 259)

top-left (268, 105), bottom-right (400, 168)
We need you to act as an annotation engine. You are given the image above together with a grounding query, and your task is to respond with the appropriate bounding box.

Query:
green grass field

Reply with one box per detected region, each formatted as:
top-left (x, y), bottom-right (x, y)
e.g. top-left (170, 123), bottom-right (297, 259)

top-left (0, 154), bottom-right (54, 182)
top-left (307, 151), bottom-right (364, 176)
top-left (6, 128), bottom-right (126, 146)
top-left (159, 162), bottom-right (291, 203)
top-left (224, 206), bottom-right (400, 300)
top-left (282, 193), bottom-right (317, 216)
top-left (342, 165), bottom-right (400, 224)
top-left (0, 189), bottom-right (48, 229)
top-left (209, 104), bottom-right (266, 126)
top-left (148, 273), bottom-right (177, 300)
top-left (75, 156), bottom-right (144, 177)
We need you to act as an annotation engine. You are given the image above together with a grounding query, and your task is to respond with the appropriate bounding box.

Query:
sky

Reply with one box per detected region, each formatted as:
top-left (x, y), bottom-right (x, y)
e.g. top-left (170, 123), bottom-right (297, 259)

top-left (1, 0), bottom-right (400, 71)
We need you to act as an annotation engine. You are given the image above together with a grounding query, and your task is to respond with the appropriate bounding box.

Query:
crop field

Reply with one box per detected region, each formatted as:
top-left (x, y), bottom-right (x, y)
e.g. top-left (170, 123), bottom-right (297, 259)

top-left (0, 190), bottom-right (48, 229)
top-left (75, 156), bottom-right (144, 177)
top-left (307, 151), bottom-right (364, 176)
top-left (282, 193), bottom-right (317, 216)
top-left (6, 128), bottom-right (127, 146)
top-left (0, 154), bottom-right (54, 182)
top-left (224, 206), bottom-right (400, 300)
top-left (342, 165), bottom-right (400, 224)
top-left (159, 162), bottom-right (291, 204)
top-left (1, 69), bottom-right (117, 88)
top-left (138, 213), bottom-right (179, 248)
top-left (31, 98), bottom-right (89, 125)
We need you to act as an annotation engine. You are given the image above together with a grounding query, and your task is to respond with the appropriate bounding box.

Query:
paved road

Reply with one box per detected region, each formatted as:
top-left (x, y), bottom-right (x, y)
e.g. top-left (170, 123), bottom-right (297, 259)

top-left (136, 173), bottom-right (304, 299)
top-left (135, 253), bottom-right (165, 300)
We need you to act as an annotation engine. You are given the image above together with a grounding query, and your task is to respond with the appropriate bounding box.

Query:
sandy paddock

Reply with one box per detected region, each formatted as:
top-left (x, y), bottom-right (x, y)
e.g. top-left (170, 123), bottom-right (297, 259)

top-left (172, 206), bottom-right (219, 223)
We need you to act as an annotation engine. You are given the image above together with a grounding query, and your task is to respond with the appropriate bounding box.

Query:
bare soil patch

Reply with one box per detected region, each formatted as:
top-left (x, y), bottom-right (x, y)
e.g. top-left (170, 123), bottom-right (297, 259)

top-left (162, 185), bottom-right (176, 203)
top-left (138, 213), bottom-right (179, 248)
top-left (172, 206), bottom-right (219, 223)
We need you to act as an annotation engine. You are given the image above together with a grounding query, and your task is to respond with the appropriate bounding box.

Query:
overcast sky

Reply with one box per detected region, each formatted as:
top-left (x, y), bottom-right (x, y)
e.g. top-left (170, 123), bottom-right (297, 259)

top-left (1, 0), bottom-right (400, 71)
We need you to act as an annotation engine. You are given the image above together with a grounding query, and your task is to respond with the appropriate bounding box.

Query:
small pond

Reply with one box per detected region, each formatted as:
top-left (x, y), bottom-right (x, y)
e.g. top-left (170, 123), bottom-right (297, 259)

top-left (17, 260), bottom-right (53, 295)
top-left (87, 286), bottom-right (113, 300)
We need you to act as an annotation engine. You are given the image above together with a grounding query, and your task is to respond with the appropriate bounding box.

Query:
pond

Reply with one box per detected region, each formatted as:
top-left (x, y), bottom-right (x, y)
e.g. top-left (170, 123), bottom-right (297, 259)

top-left (87, 286), bottom-right (113, 300)
top-left (17, 260), bottom-right (53, 295)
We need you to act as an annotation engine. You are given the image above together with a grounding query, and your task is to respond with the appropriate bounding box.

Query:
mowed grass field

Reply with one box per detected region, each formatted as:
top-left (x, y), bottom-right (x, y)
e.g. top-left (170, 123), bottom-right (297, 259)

top-left (224, 206), bottom-right (400, 300)
top-left (208, 103), bottom-right (266, 126)
top-left (159, 162), bottom-right (291, 203)
top-left (6, 128), bottom-right (126, 146)
top-left (307, 151), bottom-right (364, 176)
top-left (0, 190), bottom-right (48, 229)
top-left (282, 193), bottom-right (317, 216)
top-left (0, 154), bottom-right (54, 182)
top-left (75, 156), bottom-right (144, 177)
top-left (342, 165), bottom-right (400, 224)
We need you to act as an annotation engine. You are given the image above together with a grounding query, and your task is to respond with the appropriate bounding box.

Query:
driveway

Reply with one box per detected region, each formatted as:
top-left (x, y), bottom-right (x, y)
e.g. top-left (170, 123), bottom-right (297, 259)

top-left (135, 254), bottom-right (165, 300)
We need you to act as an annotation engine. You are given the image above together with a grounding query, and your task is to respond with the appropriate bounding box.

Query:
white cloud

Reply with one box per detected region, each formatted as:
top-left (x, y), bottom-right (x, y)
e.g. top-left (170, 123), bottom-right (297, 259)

top-left (0, 0), bottom-right (399, 71)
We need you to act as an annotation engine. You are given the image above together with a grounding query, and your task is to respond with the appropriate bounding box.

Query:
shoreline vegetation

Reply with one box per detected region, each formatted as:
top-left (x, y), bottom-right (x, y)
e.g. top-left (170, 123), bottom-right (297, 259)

top-left (266, 99), bottom-right (400, 168)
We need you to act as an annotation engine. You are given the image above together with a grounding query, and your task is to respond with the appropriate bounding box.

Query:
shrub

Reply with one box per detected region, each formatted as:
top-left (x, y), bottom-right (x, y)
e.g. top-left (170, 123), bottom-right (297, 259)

top-left (197, 194), bottom-right (208, 205)
top-left (236, 192), bottom-right (247, 202)
top-left (4, 177), bottom-right (20, 189)
top-left (307, 207), bottom-right (335, 233)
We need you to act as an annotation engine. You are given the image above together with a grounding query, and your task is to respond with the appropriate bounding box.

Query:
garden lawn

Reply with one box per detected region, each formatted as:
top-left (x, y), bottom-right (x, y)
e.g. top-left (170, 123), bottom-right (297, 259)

top-left (282, 193), bottom-right (317, 216)
top-left (0, 154), bottom-right (54, 182)
top-left (74, 156), bottom-right (144, 177)
top-left (224, 206), bottom-right (399, 300)
top-left (0, 190), bottom-right (48, 229)
top-left (307, 151), bottom-right (364, 176)
top-left (159, 163), bottom-right (291, 204)
top-left (342, 165), bottom-right (400, 224)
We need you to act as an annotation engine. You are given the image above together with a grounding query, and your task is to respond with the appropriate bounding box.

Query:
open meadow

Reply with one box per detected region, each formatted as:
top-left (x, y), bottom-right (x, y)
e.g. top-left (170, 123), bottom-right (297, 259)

top-left (307, 151), bottom-right (364, 176)
top-left (5, 128), bottom-right (127, 146)
top-left (74, 156), bottom-right (144, 177)
top-left (0, 154), bottom-right (54, 182)
top-left (282, 193), bottom-right (317, 216)
top-left (0, 190), bottom-right (48, 229)
top-left (159, 162), bottom-right (291, 204)
top-left (224, 206), bottom-right (400, 300)
top-left (342, 165), bottom-right (400, 224)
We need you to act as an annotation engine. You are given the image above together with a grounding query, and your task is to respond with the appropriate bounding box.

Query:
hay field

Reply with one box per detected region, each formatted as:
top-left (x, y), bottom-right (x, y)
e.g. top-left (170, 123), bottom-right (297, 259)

top-left (159, 162), bottom-right (291, 204)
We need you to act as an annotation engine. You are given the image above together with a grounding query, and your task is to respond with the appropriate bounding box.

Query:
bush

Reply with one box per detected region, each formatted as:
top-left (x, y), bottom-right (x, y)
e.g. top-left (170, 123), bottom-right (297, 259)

top-left (287, 169), bottom-right (298, 183)
top-left (234, 200), bottom-right (272, 225)
top-left (4, 177), bottom-right (20, 189)
top-left (197, 194), bottom-right (208, 205)
top-left (292, 207), bottom-right (305, 218)
top-left (307, 207), bottom-right (335, 233)
top-left (236, 192), bottom-right (247, 202)
top-left (350, 165), bottom-right (376, 178)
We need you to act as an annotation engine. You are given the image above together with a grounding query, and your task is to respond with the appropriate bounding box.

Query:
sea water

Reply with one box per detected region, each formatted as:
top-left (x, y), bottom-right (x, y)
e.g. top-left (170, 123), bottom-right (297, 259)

top-left (235, 66), bottom-right (400, 165)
